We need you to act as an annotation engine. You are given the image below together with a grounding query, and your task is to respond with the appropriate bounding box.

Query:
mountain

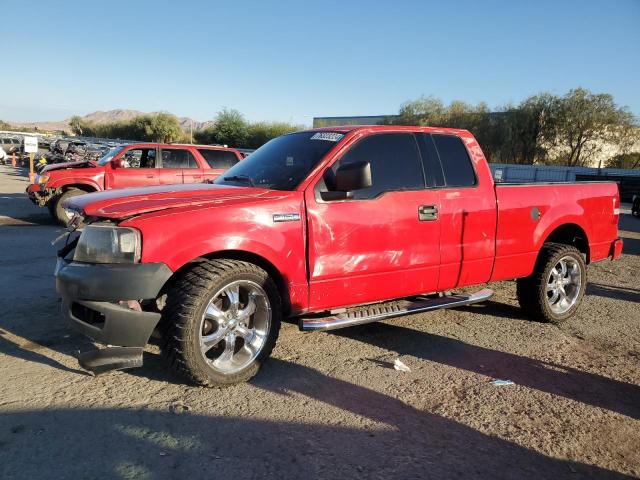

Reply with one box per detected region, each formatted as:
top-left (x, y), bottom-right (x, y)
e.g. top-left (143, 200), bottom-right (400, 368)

top-left (8, 109), bottom-right (215, 133)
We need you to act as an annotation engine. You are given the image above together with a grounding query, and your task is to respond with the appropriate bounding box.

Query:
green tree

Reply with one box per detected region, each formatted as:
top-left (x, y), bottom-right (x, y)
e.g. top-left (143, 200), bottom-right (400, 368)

top-left (547, 88), bottom-right (636, 167)
top-left (605, 152), bottom-right (640, 169)
top-left (210, 108), bottom-right (249, 147)
top-left (246, 121), bottom-right (300, 149)
top-left (390, 89), bottom-right (638, 166)
top-left (390, 96), bottom-right (500, 160)
top-left (392, 96), bottom-right (446, 126)
top-left (498, 94), bottom-right (556, 165)
top-left (193, 127), bottom-right (215, 145)
top-left (69, 115), bottom-right (85, 135)
top-left (148, 113), bottom-right (183, 142)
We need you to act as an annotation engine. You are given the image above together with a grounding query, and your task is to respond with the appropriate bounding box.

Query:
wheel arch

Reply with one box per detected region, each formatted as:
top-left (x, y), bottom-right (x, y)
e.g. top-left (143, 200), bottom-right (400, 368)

top-left (162, 250), bottom-right (292, 316)
top-left (540, 223), bottom-right (590, 263)
top-left (59, 182), bottom-right (99, 193)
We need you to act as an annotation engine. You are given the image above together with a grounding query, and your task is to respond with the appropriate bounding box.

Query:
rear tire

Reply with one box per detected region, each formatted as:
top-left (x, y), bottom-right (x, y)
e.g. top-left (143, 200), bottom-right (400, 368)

top-left (52, 188), bottom-right (84, 226)
top-left (162, 259), bottom-right (282, 386)
top-left (516, 243), bottom-right (586, 323)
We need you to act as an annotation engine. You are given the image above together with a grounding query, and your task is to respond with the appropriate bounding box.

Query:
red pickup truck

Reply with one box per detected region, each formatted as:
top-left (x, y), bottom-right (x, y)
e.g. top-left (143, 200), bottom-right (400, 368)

top-left (54, 126), bottom-right (623, 385)
top-left (27, 142), bottom-right (243, 225)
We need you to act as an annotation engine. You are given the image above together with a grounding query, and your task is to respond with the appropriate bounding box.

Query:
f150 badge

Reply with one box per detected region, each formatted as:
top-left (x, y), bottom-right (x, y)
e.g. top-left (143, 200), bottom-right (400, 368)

top-left (273, 213), bottom-right (301, 222)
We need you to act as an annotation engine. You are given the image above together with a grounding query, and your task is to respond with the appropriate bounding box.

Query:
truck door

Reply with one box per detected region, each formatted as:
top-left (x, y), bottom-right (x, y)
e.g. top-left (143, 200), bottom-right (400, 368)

top-left (423, 133), bottom-right (497, 290)
top-left (305, 132), bottom-right (441, 311)
top-left (106, 147), bottom-right (159, 189)
top-left (159, 148), bottom-right (203, 184)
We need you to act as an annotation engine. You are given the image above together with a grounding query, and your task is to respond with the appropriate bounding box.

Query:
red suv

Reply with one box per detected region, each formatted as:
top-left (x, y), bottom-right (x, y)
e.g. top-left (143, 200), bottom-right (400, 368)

top-left (27, 143), bottom-right (243, 224)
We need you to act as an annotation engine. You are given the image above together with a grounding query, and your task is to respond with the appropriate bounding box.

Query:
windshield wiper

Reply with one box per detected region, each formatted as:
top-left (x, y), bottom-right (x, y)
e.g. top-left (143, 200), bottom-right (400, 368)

top-left (223, 174), bottom-right (255, 187)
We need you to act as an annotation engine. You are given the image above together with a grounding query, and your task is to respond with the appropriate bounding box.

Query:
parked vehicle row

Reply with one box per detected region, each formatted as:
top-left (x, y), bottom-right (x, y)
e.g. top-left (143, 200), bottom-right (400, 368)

top-left (53, 126), bottom-right (623, 386)
top-left (1, 136), bottom-right (22, 155)
top-left (1, 133), bottom-right (56, 167)
top-left (28, 142), bottom-right (243, 224)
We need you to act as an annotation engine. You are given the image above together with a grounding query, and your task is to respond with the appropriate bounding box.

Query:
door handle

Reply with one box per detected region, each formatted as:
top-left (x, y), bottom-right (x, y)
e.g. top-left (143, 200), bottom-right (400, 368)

top-left (146, 174), bottom-right (155, 178)
top-left (418, 205), bottom-right (438, 221)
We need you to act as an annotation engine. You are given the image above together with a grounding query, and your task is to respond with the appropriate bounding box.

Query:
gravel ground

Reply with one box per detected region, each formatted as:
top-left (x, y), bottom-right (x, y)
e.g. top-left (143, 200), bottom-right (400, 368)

top-left (0, 164), bottom-right (638, 479)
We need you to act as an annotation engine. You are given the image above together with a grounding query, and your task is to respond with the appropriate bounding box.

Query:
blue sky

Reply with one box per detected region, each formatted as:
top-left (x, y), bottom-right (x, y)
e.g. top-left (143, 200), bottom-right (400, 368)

top-left (2, 0), bottom-right (639, 125)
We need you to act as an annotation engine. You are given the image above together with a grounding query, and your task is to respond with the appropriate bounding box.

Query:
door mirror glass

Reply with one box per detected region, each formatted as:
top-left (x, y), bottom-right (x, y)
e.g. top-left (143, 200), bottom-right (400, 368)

top-left (335, 160), bottom-right (372, 192)
top-left (322, 161), bottom-right (372, 200)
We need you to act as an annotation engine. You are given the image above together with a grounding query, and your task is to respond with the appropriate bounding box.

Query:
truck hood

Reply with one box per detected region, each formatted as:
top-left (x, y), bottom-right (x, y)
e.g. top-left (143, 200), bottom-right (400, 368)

top-left (41, 160), bottom-right (98, 172)
top-left (64, 183), bottom-right (277, 219)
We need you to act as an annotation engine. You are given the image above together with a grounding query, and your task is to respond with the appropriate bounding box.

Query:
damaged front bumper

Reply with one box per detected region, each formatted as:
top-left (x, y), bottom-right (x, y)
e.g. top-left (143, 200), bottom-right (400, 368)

top-left (55, 257), bottom-right (173, 373)
top-left (26, 184), bottom-right (56, 206)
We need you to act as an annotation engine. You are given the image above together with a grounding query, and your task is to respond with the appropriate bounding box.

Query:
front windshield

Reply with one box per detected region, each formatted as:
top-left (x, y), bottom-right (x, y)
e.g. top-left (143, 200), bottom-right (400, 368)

top-left (97, 146), bottom-right (125, 165)
top-left (214, 131), bottom-right (344, 190)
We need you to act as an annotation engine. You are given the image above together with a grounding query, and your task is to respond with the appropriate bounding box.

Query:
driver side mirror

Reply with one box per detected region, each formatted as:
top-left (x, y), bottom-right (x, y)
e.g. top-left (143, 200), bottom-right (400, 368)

top-left (112, 157), bottom-right (124, 169)
top-left (321, 161), bottom-right (372, 201)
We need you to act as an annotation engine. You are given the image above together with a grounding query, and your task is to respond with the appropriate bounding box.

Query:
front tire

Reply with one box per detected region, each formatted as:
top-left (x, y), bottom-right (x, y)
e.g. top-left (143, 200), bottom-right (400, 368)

top-left (52, 188), bottom-right (84, 226)
top-left (163, 259), bottom-right (282, 386)
top-left (516, 243), bottom-right (586, 323)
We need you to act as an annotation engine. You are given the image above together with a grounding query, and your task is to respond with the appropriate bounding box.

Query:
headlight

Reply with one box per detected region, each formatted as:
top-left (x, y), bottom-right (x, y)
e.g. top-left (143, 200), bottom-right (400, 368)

top-left (73, 225), bottom-right (141, 264)
top-left (38, 174), bottom-right (50, 185)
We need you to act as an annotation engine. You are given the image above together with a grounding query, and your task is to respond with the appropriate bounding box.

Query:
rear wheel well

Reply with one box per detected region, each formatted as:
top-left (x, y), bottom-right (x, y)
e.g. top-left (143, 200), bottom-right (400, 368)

top-left (164, 251), bottom-right (292, 316)
top-left (543, 224), bottom-right (590, 263)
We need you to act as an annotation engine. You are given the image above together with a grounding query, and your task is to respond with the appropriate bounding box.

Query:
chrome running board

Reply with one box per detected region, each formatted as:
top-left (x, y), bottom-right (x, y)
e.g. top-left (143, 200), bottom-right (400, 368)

top-left (299, 288), bottom-right (493, 332)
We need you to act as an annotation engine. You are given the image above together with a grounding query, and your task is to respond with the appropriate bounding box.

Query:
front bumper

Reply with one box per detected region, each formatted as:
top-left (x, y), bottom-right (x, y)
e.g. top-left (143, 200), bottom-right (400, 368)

top-left (26, 184), bottom-right (55, 206)
top-left (55, 258), bottom-right (173, 348)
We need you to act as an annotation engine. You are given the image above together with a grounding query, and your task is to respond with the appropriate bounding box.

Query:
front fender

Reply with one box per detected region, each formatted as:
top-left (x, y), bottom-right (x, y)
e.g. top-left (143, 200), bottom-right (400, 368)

top-left (120, 198), bottom-right (309, 308)
top-left (164, 235), bottom-right (299, 279)
top-left (48, 178), bottom-right (102, 192)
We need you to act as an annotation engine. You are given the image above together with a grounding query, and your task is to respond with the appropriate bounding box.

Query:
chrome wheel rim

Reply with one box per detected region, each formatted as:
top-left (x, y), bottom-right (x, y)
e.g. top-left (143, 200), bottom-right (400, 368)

top-left (198, 280), bottom-right (271, 375)
top-left (546, 256), bottom-right (582, 315)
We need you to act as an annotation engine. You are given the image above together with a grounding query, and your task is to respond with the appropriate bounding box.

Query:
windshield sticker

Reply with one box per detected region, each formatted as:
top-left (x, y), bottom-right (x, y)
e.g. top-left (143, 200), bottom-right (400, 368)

top-left (310, 132), bottom-right (344, 142)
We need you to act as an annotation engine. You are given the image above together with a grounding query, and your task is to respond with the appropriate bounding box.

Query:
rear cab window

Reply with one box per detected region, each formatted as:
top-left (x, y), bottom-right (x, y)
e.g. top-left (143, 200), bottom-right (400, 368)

top-left (198, 149), bottom-right (239, 169)
top-left (160, 149), bottom-right (199, 169)
top-left (431, 134), bottom-right (477, 187)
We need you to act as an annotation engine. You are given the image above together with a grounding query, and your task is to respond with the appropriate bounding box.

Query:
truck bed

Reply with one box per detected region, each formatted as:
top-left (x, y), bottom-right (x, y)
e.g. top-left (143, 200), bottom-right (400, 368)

top-left (491, 181), bottom-right (620, 281)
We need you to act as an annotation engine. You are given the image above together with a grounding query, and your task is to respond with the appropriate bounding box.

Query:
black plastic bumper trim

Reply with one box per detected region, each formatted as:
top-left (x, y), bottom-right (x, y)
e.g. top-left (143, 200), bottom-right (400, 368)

top-left (78, 346), bottom-right (144, 374)
top-left (63, 299), bottom-right (162, 347)
top-left (55, 259), bottom-right (173, 302)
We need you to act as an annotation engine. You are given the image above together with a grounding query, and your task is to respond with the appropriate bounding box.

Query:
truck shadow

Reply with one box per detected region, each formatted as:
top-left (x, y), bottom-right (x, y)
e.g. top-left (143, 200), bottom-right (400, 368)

top-left (0, 326), bottom-right (89, 376)
top-left (619, 234), bottom-right (640, 256)
top-left (618, 212), bottom-right (639, 234)
top-left (0, 300), bottom-right (186, 383)
top-left (331, 323), bottom-right (640, 421)
top-left (618, 213), bottom-right (640, 256)
top-left (0, 166), bottom-right (30, 178)
top-left (0, 362), bottom-right (634, 479)
top-left (455, 300), bottom-right (527, 321)
top-left (587, 283), bottom-right (640, 303)
top-left (0, 192), bottom-right (55, 226)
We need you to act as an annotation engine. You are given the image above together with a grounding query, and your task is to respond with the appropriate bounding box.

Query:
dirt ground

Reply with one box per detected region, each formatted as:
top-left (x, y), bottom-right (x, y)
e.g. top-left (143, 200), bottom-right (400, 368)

top-left (0, 164), bottom-right (638, 479)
